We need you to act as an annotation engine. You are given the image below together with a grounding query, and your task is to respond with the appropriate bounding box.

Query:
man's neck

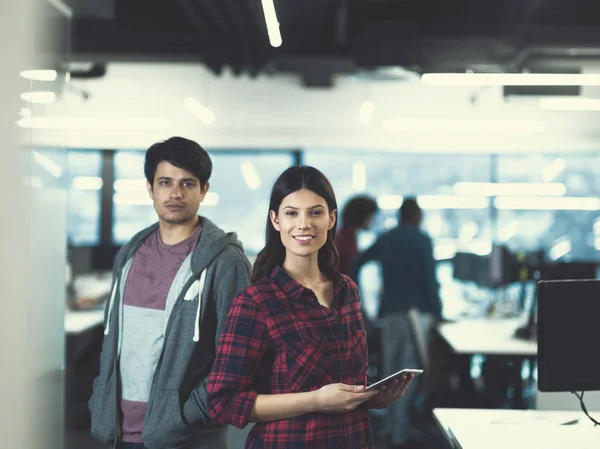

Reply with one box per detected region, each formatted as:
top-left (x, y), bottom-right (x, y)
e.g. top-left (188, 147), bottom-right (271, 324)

top-left (158, 216), bottom-right (200, 245)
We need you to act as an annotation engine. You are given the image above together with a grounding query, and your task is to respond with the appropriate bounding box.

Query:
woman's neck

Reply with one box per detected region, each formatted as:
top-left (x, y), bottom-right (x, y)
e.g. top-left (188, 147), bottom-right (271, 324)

top-left (282, 253), bottom-right (326, 287)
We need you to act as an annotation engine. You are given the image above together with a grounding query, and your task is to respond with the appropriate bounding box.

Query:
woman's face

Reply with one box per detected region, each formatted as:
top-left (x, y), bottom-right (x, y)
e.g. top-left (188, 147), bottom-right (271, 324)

top-left (270, 188), bottom-right (336, 260)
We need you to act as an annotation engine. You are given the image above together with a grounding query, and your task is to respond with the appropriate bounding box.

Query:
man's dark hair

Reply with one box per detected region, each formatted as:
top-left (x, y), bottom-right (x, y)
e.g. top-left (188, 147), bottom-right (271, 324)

top-left (341, 195), bottom-right (378, 228)
top-left (144, 137), bottom-right (212, 187)
top-left (399, 197), bottom-right (421, 224)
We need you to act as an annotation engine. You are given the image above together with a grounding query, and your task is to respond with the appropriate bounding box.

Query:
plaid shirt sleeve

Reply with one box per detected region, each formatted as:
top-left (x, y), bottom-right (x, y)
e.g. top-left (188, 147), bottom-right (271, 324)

top-left (207, 289), bottom-right (267, 429)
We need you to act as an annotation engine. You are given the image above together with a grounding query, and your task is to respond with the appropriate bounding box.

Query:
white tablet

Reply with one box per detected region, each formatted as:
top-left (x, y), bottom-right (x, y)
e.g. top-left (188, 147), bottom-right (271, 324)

top-left (364, 368), bottom-right (423, 391)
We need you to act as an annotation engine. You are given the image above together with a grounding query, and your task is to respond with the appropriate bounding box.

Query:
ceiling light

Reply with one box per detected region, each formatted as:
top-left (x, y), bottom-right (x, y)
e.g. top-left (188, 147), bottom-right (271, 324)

top-left (33, 151), bottom-right (62, 178)
top-left (494, 196), bottom-right (600, 211)
top-left (358, 101), bottom-right (375, 126)
top-left (421, 73), bottom-right (600, 86)
top-left (20, 70), bottom-right (57, 82)
top-left (182, 97), bottom-right (215, 125)
top-left (113, 179), bottom-right (147, 192)
top-left (453, 182), bottom-right (566, 197)
top-left (541, 158), bottom-right (566, 182)
top-left (16, 116), bottom-right (170, 131)
top-left (377, 194), bottom-right (489, 210)
top-left (261, 0), bottom-right (282, 47)
top-left (352, 161), bottom-right (366, 192)
top-left (381, 118), bottom-right (546, 133)
top-left (549, 239), bottom-right (571, 261)
top-left (72, 176), bottom-right (103, 190)
top-left (203, 192), bottom-right (219, 207)
top-left (20, 91), bottom-right (56, 103)
top-left (240, 161), bottom-right (261, 190)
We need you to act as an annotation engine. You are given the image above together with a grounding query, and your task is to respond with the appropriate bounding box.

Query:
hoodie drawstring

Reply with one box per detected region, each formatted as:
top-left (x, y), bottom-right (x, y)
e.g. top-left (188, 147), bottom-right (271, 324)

top-left (193, 270), bottom-right (207, 342)
top-left (104, 279), bottom-right (119, 336)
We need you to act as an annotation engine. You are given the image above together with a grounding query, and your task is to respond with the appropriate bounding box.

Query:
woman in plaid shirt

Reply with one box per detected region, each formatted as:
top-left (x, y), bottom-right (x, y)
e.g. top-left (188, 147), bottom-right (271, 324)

top-left (207, 166), bottom-right (414, 448)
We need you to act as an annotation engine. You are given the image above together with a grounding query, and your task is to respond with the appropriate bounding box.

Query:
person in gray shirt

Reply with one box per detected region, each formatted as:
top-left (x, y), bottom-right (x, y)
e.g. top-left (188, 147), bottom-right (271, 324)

top-left (351, 197), bottom-right (442, 449)
top-left (89, 137), bottom-right (251, 449)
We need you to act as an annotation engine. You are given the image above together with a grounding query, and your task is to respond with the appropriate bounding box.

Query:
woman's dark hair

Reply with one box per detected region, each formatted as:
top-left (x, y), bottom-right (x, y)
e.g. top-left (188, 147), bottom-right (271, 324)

top-left (144, 136), bottom-right (212, 188)
top-left (252, 166), bottom-right (339, 282)
top-left (341, 195), bottom-right (378, 228)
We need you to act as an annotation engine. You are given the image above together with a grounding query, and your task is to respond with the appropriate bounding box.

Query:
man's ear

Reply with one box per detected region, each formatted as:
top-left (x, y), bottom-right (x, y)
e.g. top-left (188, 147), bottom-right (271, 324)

top-left (269, 210), bottom-right (280, 231)
top-left (146, 181), bottom-right (154, 200)
top-left (201, 181), bottom-right (210, 195)
top-left (328, 209), bottom-right (337, 230)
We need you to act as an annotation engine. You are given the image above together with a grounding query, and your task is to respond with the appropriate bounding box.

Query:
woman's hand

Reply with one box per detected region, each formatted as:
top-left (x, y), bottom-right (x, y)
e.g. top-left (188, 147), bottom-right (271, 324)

top-left (363, 374), bottom-right (415, 409)
top-left (314, 383), bottom-right (379, 413)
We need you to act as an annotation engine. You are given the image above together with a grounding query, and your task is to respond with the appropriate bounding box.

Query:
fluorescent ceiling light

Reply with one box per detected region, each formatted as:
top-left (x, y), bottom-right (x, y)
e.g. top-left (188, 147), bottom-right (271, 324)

top-left (203, 192), bottom-right (219, 207)
top-left (494, 196), bottom-right (600, 211)
top-left (20, 70), bottom-right (57, 82)
top-left (114, 191), bottom-right (152, 206)
top-left (540, 97), bottom-right (600, 111)
top-left (541, 158), bottom-right (566, 182)
top-left (33, 151), bottom-right (62, 178)
top-left (182, 97), bottom-right (215, 125)
top-left (240, 161), bottom-right (261, 190)
top-left (381, 118), bottom-right (546, 133)
top-left (421, 73), bottom-right (600, 86)
top-left (453, 182), bottom-right (566, 197)
top-left (352, 161), bottom-right (366, 192)
top-left (463, 238), bottom-right (493, 256)
top-left (261, 0), bottom-right (282, 47)
top-left (595, 237), bottom-right (600, 251)
top-left (17, 116), bottom-right (170, 131)
top-left (72, 176), bottom-right (103, 190)
top-left (377, 194), bottom-right (489, 210)
top-left (20, 91), bottom-right (56, 103)
top-left (114, 178), bottom-right (147, 192)
top-left (498, 220), bottom-right (520, 242)
top-left (549, 239), bottom-right (571, 261)
top-left (434, 243), bottom-right (457, 261)
top-left (358, 101), bottom-right (375, 126)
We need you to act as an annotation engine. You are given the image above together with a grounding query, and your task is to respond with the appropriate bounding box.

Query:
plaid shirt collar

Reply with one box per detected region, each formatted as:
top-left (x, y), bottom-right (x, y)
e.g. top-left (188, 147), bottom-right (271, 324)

top-left (270, 265), bottom-right (347, 302)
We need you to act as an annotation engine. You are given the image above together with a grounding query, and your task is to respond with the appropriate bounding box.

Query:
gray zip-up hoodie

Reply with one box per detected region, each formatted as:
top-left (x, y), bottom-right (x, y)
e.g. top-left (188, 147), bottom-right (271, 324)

top-left (89, 217), bottom-right (252, 449)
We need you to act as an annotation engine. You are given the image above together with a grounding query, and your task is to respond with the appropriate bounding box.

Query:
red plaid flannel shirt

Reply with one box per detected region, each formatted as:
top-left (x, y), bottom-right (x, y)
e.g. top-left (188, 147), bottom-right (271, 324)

top-left (207, 265), bottom-right (373, 448)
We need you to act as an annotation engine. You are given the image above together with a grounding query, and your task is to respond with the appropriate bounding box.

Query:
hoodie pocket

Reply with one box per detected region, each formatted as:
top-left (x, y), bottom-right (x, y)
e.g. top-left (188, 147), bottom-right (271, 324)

top-left (142, 388), bottom-right (188, 449)
top-left (89, 376), bottom-right (116, 444)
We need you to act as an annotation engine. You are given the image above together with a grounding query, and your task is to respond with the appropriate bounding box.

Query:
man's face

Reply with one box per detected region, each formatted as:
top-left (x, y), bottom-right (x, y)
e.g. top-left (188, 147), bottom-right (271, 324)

top-left (147, 161), bottom-right (208, 225)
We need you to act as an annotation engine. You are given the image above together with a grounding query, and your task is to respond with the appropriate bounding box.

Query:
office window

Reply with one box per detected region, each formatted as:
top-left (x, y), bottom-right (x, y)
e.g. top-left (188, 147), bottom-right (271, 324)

top-left (305, 150), bottom-right (492, 318)
top-left (66, 150), bottom-right (102, 245)
top-left (496, 154), bottom-right (600, 262)
top-left (112, 150), bottom-right (295, 253)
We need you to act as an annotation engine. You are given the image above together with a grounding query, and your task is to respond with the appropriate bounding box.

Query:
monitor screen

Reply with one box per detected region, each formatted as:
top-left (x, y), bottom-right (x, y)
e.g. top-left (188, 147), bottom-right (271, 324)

top-left (537, 279), bottom-right (600, 392)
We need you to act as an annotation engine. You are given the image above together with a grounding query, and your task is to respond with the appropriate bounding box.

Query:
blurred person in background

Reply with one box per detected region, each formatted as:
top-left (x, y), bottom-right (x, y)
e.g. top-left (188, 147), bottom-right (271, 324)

top-left (88, 137), bottom-right (251, 449)
top-left (352, 197), bottom-right (442, 449)
top-left (336, 195), bottom-right (378, 278)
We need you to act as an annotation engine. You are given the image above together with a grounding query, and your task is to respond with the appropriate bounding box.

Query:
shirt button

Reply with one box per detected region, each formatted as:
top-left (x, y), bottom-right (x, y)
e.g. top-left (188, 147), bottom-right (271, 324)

top-left (328, 315), bottom-right (335, 322)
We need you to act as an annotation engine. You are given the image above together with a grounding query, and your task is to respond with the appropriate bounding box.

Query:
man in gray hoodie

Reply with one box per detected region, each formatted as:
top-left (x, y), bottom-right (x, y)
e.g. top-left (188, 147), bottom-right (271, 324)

top-left (89, 137), bottom-right (252, 449)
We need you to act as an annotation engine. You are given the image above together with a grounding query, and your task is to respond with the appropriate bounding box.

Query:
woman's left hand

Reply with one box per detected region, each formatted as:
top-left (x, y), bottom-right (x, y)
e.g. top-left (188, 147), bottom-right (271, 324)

top-left (363, 374), bottom-right (415, 409)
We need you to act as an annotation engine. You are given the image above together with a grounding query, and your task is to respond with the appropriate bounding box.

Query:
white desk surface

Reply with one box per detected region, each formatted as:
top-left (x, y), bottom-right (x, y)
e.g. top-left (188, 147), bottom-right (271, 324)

top-left (434, 408), bottom-right (600, 449)
top-left (64, 308), bottom-right (105, 334)
top-left (437, 317), bottom-right (537, 357)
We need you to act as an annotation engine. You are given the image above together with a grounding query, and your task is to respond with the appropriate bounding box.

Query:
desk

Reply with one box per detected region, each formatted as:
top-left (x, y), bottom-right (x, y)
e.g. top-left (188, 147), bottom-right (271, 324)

top-left (436, 318), bottom-right (537, 409)
top-left (437, 317), bottom-right (537, 357)
top-left (434, 408), bottom-right (600, 449)
top-left (64, 308), bottom-right (105, 334)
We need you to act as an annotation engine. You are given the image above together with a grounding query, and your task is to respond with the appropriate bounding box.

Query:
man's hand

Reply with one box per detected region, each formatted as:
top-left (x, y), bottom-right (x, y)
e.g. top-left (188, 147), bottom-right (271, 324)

top-left (314, 383), bottom-right (379, 413)
top-left (363, 374), bottom-right (415, 409)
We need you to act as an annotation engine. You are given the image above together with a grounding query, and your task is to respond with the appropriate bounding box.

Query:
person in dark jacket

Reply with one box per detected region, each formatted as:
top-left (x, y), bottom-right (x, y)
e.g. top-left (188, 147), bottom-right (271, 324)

top-left (88, 137), bottom-right (251, 449)
top-left (351, 197), bottom-right (442, 449)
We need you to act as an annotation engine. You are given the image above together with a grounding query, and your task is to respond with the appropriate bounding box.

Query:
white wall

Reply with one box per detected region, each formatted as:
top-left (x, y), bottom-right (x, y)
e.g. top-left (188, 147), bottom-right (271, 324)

top-left (0, 0), bottom-right (69, 447)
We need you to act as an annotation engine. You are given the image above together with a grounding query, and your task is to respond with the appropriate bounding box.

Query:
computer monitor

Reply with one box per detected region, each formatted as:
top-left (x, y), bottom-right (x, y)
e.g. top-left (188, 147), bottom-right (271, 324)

top-left (537, 279), bottom-right (600, 392)
top-left (540, 262), bottom-right (598, 281)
